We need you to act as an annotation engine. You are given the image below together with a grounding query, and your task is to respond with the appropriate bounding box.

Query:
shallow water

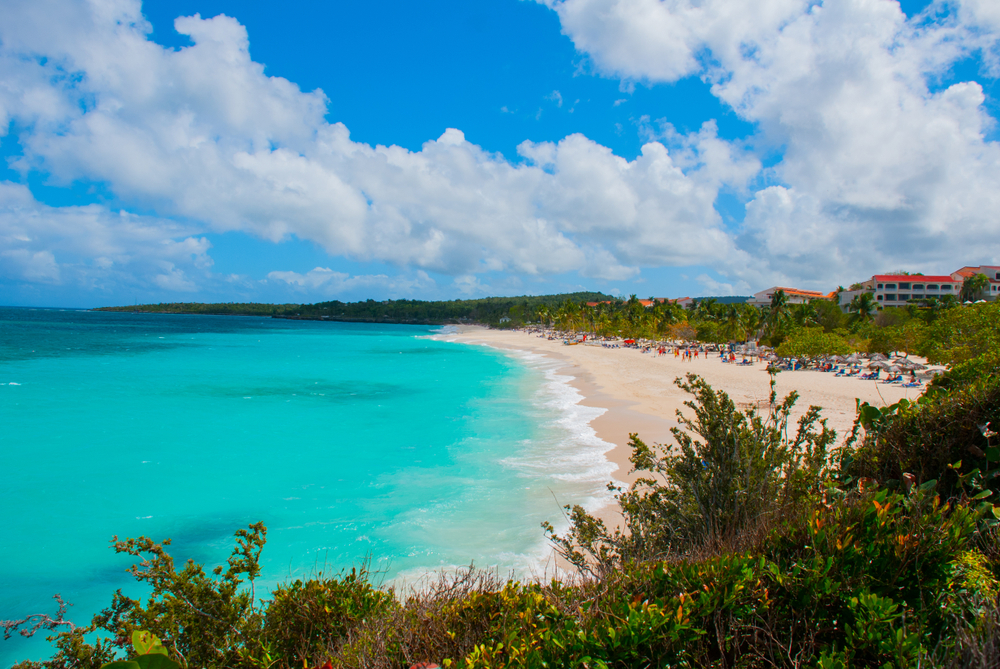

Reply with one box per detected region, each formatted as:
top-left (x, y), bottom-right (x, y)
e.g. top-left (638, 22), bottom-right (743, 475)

top-left (0, 309), bottom-right (613, 666)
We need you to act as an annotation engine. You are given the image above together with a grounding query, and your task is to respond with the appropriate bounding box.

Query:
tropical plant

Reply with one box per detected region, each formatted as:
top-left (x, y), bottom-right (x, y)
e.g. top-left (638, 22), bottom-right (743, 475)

top-left (848, 291), bottom-right (877, 322)
top-left (761, 289), bottom-right (791, 342)
top-left (790, 302), bottom-right (820, 328)
top-left (544, 373), bottom-right (836, 573)
top-left (776, 327), bottom-right (852, 363)
top-left (961, 273), bottom-right (990, 302)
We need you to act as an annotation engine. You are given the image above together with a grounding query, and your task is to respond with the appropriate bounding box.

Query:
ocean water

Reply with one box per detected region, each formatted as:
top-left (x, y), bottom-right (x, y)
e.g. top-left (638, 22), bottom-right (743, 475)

top-left (0, 308), bottom-right (614, 666)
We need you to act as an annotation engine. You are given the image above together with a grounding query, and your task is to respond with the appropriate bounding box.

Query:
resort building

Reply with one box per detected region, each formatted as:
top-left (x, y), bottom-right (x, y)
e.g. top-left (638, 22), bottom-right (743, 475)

top-left (838, 274), bottom-right (963, 311)
top-left (584, 297), bottom-right (691, 308)
top-left (747, 287), bottom-right (835, 308)
top-left (951, 266), bottom-right (1000, 301)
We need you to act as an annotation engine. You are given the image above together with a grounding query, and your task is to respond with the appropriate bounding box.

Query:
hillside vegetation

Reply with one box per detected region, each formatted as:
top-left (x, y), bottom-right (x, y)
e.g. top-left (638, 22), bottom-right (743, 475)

top-left (94, 293), bottom-right (614, 327)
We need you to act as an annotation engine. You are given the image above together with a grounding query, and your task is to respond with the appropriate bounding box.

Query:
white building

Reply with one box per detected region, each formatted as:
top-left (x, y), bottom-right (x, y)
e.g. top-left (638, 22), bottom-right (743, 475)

top-left (747, 287), bottom-right (834, 308)
top-left (951, 266), bottom-right (1000, 301)
top-left (838, 274), bottom-right (962, 311)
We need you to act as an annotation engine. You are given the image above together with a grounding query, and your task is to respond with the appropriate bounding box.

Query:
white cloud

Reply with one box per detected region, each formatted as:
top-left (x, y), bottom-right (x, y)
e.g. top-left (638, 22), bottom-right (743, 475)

top-left (2, 0), bottom-right (999, 299)
top-left (540, 0), bottom-right (1000, 288)
top-left (267, 267), bottom-right (349, 289)
top-left (0, 249), bottom-right (61, 283)
top-left (0, 180), bottom-right (213, 292)
top-left (696, 273), bottom-right (750, 297)
top-left (266, 266), bottom-right (436, 296)
top-left (0, 0), bottom-right (757, 296)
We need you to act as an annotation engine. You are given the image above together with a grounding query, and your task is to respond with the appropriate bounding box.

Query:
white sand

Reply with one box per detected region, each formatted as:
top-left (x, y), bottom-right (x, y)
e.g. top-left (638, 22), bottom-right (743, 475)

top-left (444, 326), bottom-right (934, 529)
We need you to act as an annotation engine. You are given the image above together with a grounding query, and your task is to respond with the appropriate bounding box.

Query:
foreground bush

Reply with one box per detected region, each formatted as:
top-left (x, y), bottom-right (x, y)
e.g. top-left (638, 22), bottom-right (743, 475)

top-left (847, 348), bottom-right (1000, 502)
top-left (10, 486), bottom-right (994, 669)
top-left (543, 373), bottom-right (835, 574)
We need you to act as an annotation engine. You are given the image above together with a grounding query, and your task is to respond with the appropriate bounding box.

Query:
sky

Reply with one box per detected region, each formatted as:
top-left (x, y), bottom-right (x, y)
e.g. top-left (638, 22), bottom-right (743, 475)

top-left (1, 0), bottom-right (999, 307)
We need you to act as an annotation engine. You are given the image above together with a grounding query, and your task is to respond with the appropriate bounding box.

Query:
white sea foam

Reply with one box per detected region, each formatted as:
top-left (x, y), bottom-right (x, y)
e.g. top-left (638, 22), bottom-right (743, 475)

top-left (395, 337), bottom-right (620, 586)
top-left (501, 350), bottom-right (617, 501)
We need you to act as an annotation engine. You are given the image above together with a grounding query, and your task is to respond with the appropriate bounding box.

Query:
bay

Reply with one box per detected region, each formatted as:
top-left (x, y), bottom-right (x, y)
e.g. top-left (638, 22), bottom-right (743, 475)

top-left (0, 308), bottom-right (613, 666)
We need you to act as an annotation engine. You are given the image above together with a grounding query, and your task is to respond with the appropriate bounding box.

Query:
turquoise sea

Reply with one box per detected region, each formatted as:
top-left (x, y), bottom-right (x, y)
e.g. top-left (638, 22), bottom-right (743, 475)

top-left (0, 308), bottom-right (614, 666)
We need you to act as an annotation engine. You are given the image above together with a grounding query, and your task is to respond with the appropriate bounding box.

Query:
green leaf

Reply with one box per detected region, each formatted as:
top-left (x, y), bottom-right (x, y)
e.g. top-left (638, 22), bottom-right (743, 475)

top-left (919, 479), bottom-right (938, 491)
top-left (136, 655), bottom-right (179, 669)
top-left (860, 405), bottom-right (882, 424)
top-left (973, 490), bottom-right (994, 500)
top-left (100, 662), bottom-right (140, 669)
top-left (131, 631), bottom-right (166, 656)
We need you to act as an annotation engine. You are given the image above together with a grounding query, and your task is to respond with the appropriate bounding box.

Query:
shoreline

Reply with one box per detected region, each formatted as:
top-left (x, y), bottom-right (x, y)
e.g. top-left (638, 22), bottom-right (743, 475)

top-left (441, 325), bottom-right (936, 532)
top-left (439, 326), bottom-right (676, 532)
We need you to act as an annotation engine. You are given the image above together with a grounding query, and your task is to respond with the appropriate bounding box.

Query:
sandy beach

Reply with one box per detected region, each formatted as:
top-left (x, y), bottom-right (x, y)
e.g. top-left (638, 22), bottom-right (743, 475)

top-left (444, 326), bottom-right (934, 530)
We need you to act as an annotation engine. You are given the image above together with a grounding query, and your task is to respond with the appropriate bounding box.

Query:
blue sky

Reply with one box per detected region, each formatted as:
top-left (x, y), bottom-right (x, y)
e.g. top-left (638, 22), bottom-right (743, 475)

top-left (1, 0), bottom-right (999, 307)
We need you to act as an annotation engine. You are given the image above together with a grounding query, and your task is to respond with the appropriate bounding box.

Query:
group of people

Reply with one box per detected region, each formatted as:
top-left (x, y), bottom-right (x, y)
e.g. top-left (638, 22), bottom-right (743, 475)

top-left (833, 366), bottom-right (922, 387)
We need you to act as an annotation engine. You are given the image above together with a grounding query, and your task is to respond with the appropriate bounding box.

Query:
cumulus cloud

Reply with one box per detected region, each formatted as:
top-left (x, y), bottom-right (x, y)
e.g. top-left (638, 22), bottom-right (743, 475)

top-left (0, 180), bottom-right (212, 293)
top-left (2, 0), bottom-right (998, 299)
top-left (266, 266), bottom-right (436, 296)
top-left (540, 0), bottom-right (1000, 287)
top-left (0, 0), bottom-right (755, 296)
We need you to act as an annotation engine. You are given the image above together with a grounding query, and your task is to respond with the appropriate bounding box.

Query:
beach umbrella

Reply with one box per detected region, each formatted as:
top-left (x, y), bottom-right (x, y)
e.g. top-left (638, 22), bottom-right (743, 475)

top-left (845, 354), bottom-right (862, 364)
top-left (889, 365), bottom-right (902, 373)
top-left (870, 353), bottom-right (888, 362)
top-left (868, 361), bottom-right (890, 369)
top-left (831, 355), bottom-right (846, 362)
top-left (897, 360), bottom-right (927, 371)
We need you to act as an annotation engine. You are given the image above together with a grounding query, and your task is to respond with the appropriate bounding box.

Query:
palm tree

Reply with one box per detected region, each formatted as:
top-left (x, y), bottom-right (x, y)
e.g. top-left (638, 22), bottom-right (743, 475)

top-left (764, 290), bottom-right (789, 335)
top-left (790, 302), bottom-right (819, 328)
top-left (536, 305), bottom-right (551, 327)
top-left (737, 305), bottom-right (761, 343)
top-left (849, 292), bottom-right (877, 322)
top-left (960, 273), bottom-right (990, 302)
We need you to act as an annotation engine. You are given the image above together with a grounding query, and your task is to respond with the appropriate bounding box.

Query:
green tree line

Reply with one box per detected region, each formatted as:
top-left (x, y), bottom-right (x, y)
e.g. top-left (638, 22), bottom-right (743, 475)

top-left (95, 293), bottom-right (614, 327)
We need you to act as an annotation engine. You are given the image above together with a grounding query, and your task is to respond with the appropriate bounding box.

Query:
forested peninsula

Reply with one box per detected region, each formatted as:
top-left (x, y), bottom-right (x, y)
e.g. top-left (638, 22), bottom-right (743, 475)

top-left (94, 292), bottom-right (614, 326)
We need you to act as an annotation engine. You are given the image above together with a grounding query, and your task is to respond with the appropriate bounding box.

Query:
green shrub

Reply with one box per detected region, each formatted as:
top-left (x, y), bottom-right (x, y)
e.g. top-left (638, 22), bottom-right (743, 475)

top-left (263, 568), bottom-right (393, 667)
top-left (847, 378), bottom-right (1000, 500)
top-left (544, 373), bottom-right (836, 574)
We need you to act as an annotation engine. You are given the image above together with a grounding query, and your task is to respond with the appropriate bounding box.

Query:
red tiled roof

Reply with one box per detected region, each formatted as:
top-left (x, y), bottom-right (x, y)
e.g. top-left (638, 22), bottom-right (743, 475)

top-left (770, 287), bottom-right (831, 298)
